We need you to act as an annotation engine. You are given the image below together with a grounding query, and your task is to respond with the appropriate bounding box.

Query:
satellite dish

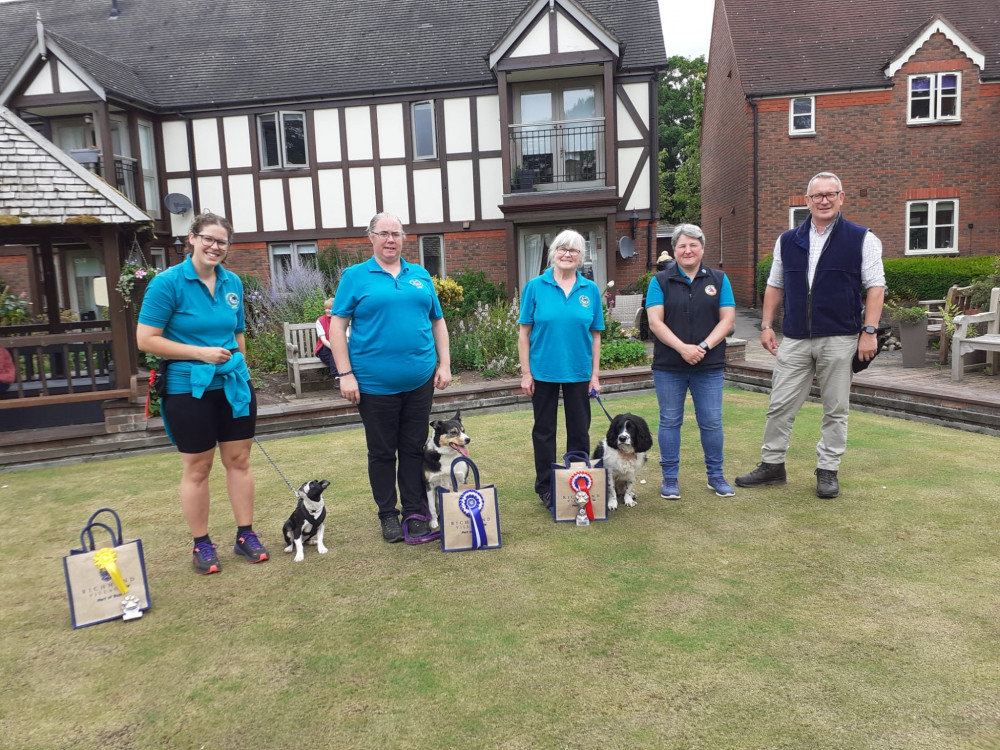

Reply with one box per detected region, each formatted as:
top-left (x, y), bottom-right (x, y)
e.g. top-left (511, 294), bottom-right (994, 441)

top-left (163, 193), bottom-right (193, 215)
top-left (618, 236), bottom-right (636, 259)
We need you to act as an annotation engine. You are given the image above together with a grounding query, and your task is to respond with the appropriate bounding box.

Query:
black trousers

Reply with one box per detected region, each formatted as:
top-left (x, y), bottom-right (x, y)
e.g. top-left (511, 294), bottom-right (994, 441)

top-left (357, 377), bottom-right (435, 519)
top-left (530, 380), bottom-right (591, 496)
top-left (316, 345), bottom-right (338, 376)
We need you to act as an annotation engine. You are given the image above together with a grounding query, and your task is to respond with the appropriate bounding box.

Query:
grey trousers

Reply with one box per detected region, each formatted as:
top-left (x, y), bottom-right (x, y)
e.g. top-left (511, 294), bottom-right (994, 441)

top-left (761, 335), bottom-right (857, 470)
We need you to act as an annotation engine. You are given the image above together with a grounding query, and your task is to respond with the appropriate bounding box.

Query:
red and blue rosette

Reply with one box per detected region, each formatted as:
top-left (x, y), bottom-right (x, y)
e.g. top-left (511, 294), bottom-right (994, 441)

top-left (457, 489), bottom-right (488, 549)
top-left (569, 470), bottom-right (595, 520)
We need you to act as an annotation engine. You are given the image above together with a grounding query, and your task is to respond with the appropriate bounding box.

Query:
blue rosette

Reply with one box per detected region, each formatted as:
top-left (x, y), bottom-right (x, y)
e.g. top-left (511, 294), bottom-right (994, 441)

top-left (457, 488), bottom-right (488, 549)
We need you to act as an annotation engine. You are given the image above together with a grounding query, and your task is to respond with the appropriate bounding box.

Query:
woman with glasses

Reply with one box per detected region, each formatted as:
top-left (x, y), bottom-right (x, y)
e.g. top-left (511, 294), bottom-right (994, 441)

top-left (329, 212), bottom-right (452, 543)
top-left (137, 212), bottom-right (268, 575)
top-left (646, 223), bottom-right (736, 500)
top-left (518, 229), bottom-right (604, 508)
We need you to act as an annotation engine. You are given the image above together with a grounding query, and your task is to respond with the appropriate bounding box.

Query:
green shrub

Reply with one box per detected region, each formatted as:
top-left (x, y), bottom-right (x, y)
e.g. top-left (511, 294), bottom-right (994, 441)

top-left (883, 255), bottom-right (998, 301)
top-left (600, 338), bottom-right (649, 369)
top-left (450, 269), bottom-right (505, 317)
top-left (433, 276), bottom-right (465, 317)
top-left (633, 271), bottom-right (654, 296)
top-left (245, 330), bottom-right (286, 373)
top-left (755, 254), bottom-right (773, 301)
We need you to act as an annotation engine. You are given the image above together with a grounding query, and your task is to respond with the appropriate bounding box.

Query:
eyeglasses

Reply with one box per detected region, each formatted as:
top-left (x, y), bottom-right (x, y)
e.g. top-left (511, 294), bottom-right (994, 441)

top-left (370, 231), bottom-right (404, 240)
top-left (556, 248), bottom-right (581, 257)
top-left (807, 192), bottom-right (841, 203)
top-left (193, 233), bottom-right (230, 249)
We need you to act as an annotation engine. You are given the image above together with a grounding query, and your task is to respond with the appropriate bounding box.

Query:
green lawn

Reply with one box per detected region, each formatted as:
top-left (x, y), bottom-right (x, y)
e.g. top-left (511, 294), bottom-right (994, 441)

top-left (2, 388), bottom-right (998, 749)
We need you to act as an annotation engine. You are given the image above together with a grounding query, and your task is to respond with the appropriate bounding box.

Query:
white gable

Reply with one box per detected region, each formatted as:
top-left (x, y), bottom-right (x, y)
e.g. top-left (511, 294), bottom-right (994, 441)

top-left (509, 15), bottom-right (550, 58)
top-left (556, 12), bottom-right (598, 53)
top-left (489, 0), bottom-right (619, 69)
top-left (884, 15), bottom-right (985, 78)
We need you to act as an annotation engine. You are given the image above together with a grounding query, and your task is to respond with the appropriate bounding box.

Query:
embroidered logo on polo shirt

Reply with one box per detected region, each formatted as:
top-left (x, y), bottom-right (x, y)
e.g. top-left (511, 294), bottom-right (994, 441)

top-left (580, 295), bottom-right (591, 308)
top-left (704, 285), bottom-right (718, 296)
top-left (409, 279), bottom-right (424, 289)
top-left (226, 292), bottom-right (240, 309)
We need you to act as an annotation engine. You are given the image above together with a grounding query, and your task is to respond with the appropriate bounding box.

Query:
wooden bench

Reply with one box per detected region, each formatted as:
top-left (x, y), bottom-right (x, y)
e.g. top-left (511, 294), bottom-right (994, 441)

top-left (922, 284), bottom-right (975, 365)
top-left (283, 322), bottom-right (325, 397)
top-left (951, 287), bottom-right (1000, 382)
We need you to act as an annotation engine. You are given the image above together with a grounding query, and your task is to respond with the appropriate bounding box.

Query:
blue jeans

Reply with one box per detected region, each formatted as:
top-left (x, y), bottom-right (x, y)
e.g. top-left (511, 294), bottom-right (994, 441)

top-left (652, 367), bottom-right (725, 480)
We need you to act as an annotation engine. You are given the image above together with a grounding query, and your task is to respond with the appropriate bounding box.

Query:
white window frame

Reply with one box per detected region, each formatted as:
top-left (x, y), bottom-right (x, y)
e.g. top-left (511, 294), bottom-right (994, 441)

top-left (137, 119), bottom-right (160, 218)
top-left (150, 247), bottom-right (167, 270)
top-left (907, 72), bottom-right (961, 124)
top-left (788, 96), bottom-right (815, 135)
top-left (412, 101), bottom-right (436, 160)
top-left (257, 111), bottom-right (309, 169)
top-left (419, 235), bottom-right (445, 277)
top-left (268, 241), bottom-right (318, 278)
top-left (789, 207), bottom-right (810, 228)
top-left (905, 199), bottom-right (958, 255)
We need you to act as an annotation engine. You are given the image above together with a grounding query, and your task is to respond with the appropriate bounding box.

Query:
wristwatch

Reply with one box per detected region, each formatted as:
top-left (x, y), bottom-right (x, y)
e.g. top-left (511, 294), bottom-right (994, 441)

top-left (860, 325), bottom-right (877, 335)
top-left (698, 341), bottom-right (711, 352)
top-left (760, 322), bottom-right (772, 331)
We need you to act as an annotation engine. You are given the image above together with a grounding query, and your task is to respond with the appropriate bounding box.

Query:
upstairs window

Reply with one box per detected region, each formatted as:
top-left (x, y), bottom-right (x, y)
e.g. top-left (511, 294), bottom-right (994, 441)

top-left (419, 235), bottom-right (444, 277)
top-left (908, 73), bottom-right (961, 124)
top-left (907, 199), bottom-right (958, 254)
top-left (412, 101), bottom-right (436, 160)
top-left (789, 97), bottom-right (815, 135)
top-left (258, 112), bottom-right (308, 168)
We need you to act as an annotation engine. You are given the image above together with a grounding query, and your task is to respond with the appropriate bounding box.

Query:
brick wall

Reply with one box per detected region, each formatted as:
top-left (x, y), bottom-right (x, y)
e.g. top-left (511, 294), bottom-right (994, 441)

top-left (0, 254), bottom-right (30, 298)
top-left (705, 27), bottom-right (1000, 306)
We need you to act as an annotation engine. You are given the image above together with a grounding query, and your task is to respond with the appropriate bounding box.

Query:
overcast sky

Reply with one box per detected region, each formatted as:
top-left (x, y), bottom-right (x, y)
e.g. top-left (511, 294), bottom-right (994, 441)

top-left (658, 0), bottom-right (714, 60)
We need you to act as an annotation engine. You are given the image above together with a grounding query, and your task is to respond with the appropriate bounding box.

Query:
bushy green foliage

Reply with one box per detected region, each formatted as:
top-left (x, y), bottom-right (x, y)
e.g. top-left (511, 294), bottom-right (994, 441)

top-left (967, 256), bottom-right (1000, 310)
top-left (449, 298), bottom-right (521, 377)
top-left (242, 266), bottom-right (328, 373)
top-left (882, 255), bottom-right (998, 301)
top-left (884, 299), bottom-right (927, 324)
top-left (631, 271), bottom-right (654, 296)
top-left (755, 254), bottom-right (773, 301)
top-left (600, 337), bottom-right (649, 369)
top-left (450, 269), bottom-right (505, 317)
top-left (433, 276), bottom-right (465, 317)
top-left (141, 351), bottom-right (162, 417)
top-left (0, 285), bottom-right (32, 325)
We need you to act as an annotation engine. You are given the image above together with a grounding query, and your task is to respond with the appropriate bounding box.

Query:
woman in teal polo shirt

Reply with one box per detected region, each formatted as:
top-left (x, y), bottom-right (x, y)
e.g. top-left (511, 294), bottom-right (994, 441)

top-left (137, 213), bottom-right (267, 575)
top-left (518, 229), bottom-right (604, 508)
top-left (329, 212), bottom-right (452, 544)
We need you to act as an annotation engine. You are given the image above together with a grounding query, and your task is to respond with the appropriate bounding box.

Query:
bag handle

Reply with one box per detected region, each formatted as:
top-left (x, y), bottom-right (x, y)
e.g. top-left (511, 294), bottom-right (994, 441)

top-left (449, 456), bottom-right (481, 489)
top-left (563, 451), bottom-right (592, 467)
top-left (79, 521), bottom-right (119, 552)
top-left (84, 508), bottom-right (123, 545)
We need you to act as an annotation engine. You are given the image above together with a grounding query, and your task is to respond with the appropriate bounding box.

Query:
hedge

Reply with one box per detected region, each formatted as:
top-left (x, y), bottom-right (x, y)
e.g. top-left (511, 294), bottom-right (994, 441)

top-left (755, 254), bottom-right (998, 302)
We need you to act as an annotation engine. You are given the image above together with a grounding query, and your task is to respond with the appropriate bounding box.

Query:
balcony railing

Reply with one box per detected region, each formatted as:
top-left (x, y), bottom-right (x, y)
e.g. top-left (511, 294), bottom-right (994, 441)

top-left (508, 119), bottom-right (605, 192)
top-left (70, 150), bottom-right (139, 203)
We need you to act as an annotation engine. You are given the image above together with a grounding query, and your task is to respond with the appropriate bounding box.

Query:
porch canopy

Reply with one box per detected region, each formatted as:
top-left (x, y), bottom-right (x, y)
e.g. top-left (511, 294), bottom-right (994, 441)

top-left (1, 104), bottom-right (151, 413)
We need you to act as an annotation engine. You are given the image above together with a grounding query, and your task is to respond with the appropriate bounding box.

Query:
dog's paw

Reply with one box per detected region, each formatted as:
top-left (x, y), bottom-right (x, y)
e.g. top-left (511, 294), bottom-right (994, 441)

top-left (429, 519), bottom-right (440, 531)
top-left (608, 497), bottom-right (618, 511)
top-left (307, 538), bottom-right (318, 546)
top-left (293, 553), bottom-right (305, 562)
top-left (283, 544), bottom-right (294, 553)
top-left (624, 495), bottom-right (637, 508)
top-left (317, 544), bottom-right (328, 554)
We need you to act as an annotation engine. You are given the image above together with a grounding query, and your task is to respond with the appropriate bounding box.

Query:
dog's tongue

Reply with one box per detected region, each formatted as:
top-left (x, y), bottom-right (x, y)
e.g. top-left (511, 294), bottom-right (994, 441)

top-left (455, 445), bottom-right (470, 457)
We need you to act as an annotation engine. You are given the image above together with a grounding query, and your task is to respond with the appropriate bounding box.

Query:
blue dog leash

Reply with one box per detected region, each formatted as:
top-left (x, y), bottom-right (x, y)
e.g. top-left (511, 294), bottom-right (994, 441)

top-left (590, 389), bottom-right (613, 422)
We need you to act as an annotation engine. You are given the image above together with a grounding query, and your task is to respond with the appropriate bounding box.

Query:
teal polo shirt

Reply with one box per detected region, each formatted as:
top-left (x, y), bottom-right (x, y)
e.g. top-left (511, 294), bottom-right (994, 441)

top-left (519, 268), bottom-right (604, 383)
top-left (645, 267), bottom-right (736, 307)
top-left (138, 256), bottom-right (249, 394)
top-left (333, 256), bottom-right (443, 395)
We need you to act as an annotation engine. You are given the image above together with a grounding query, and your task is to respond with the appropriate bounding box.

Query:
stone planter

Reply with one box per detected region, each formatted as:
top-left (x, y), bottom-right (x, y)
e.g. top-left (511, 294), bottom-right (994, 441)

top-left (899, 319), bottom-right (928, 368)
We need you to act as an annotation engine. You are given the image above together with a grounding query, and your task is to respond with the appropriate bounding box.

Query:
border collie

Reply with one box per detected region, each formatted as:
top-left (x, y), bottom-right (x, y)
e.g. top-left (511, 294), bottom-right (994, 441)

top-left (423, 410), bottom-right (471, 530)
top-left (592, 413), bottom-right (653, 510)
top-left (282, 479), bottom-right (329, 562)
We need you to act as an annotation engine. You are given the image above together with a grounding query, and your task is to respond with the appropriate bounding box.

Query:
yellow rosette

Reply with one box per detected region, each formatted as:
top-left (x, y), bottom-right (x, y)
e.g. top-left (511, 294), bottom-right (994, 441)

top-left (93, 547), bottom-right (128, 594)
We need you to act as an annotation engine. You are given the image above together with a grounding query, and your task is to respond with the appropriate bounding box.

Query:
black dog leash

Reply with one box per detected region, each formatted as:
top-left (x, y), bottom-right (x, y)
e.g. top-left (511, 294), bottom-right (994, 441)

top-left (589, 389), bottom-right (613, 422)
top-left (253, 436), bottom-right (298, 498)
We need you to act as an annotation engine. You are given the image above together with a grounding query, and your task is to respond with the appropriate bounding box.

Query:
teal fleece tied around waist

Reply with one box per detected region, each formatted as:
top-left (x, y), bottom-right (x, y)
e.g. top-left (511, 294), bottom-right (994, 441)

top-left (189, 352), bottom-right (252, 418)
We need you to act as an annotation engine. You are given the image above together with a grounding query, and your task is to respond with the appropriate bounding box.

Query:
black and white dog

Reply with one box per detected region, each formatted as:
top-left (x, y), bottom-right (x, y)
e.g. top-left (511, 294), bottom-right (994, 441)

top-left (423, 410), bottom-right (471, 531)
top-left (282, 479), bottom-right (329, 562)
top-left (592, 414), bottom-right (653, 510)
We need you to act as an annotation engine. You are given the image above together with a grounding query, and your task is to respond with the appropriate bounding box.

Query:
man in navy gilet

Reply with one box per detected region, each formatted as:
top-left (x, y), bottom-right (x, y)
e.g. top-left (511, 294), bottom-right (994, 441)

top-left (736, 172), bottom-right (886, 498)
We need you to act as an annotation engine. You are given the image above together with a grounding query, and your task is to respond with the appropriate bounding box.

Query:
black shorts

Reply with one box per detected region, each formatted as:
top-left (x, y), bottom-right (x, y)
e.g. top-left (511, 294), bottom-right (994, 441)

top-left (162, 385), bottom-right (258, 454)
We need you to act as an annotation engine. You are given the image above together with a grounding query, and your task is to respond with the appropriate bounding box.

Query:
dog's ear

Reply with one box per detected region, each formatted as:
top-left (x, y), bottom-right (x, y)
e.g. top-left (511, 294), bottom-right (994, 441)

top-left (633, 418), bottom-right (654, 453)
top-left (453, 408), bottom-right (462, 421)
top-left (319, 479), bottom-right (330, 491)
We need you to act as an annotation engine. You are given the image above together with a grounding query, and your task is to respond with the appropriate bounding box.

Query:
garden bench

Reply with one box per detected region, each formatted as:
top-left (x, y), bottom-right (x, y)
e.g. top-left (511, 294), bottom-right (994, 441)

top-left (283, 322), bottom-right (324, 397)
top-left (951, 287), bottom-right (1000, 382)
top-left (922, 284), bottom-right (974, 365)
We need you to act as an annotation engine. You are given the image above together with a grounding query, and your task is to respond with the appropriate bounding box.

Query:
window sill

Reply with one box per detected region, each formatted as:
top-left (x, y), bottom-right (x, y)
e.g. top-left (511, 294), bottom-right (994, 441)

top-left (904, 249), bottom-right (959, 257)
top-left (788, 131), bottom-right (815, 138)
top-left (906, 120), bottom-right (962, 127)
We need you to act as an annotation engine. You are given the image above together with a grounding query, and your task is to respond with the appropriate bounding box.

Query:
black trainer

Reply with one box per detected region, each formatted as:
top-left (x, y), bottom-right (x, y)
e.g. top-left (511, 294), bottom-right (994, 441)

top-left (380, 515), bottom-right (404, 543)
top-left (735, 461), bottom-right (787, 488)
top-left (815, 468), bottom-right (839, 498)
top-left (407, 518), bottom-right (432, 538)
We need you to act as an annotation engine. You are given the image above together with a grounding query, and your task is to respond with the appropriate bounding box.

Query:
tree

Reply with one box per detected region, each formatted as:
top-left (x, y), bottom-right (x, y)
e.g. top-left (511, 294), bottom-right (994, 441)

top-left (657, 55), bottom-right (706, 225)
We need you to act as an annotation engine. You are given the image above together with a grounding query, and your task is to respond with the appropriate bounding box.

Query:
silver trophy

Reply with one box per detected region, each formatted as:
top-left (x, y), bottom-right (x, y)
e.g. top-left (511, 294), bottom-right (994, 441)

top-left (571, 489), bottom-right (591, 526)
top-left (121, 594), bottom-right (143, 621)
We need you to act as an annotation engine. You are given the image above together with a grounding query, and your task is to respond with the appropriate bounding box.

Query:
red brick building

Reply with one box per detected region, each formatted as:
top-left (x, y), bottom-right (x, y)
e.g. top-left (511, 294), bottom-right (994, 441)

top-left (701, 1), bottom-right (1000, 306)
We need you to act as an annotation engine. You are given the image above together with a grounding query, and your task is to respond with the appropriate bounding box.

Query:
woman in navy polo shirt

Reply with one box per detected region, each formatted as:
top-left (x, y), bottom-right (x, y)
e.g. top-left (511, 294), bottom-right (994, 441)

top-left (646, 223), bottom-right (736, 501)
top-left (137, 213), bottom-right (267, 575)
top-left (518, 229), bottom-right (604, 508)
top-left (329, 212), bottom-right (452, 544)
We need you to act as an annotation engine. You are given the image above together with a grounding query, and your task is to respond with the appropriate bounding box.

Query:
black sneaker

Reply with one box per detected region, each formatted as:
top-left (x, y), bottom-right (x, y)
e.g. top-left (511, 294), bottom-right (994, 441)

top-left (735, 462), bottom-right (787, 488)
top-left (234, 531), bottom-right (270, 563)
top-left (539, 492), bottom-right (552, 510)
top-left (815, 468), bottom-right (839, 498)
top-left (380, 516), bottom-right (404, 543)
top-left (192, 541), bottom-right (221, 575)
top-left (407, 518), bottom-right (432, 538)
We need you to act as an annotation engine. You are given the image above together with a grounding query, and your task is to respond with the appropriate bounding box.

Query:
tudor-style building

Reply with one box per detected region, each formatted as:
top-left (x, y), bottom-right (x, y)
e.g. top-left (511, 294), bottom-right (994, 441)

top-left (700, 0), bottom-right (1000, 306)
top-left (0, 0), bottom-right (666, 320)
